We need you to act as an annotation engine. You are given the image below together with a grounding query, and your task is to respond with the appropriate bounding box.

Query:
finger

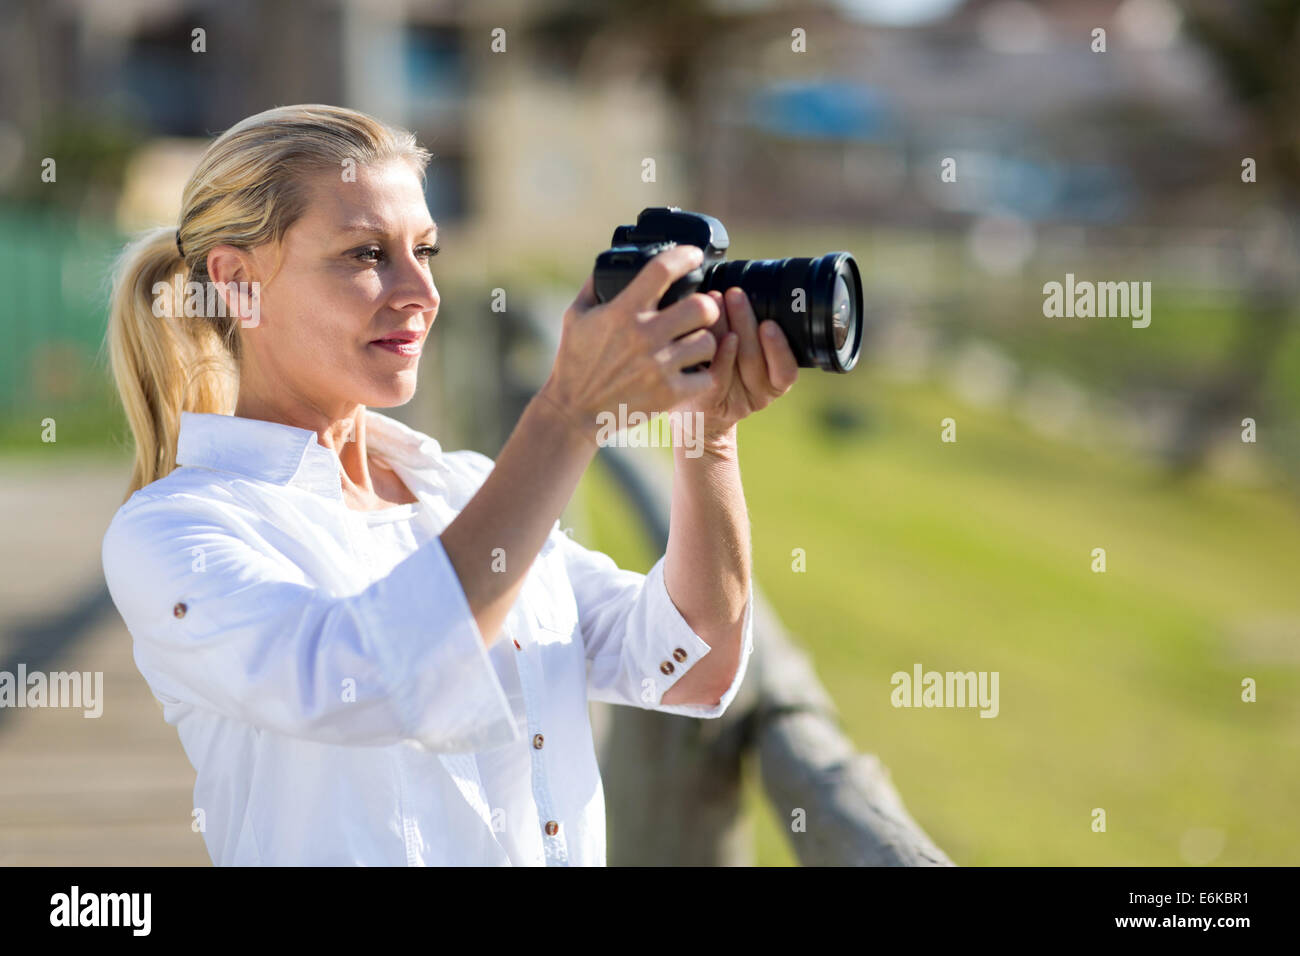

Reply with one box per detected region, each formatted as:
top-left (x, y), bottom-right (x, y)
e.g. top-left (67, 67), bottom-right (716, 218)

top-left (706, 290), bottom-right (732, 342)
top-left (616, 244), bottom-right (704, 313)
top-left (710, 331), bottom-right (740, 394)
top-left (725, 287), bottom-right (767, 396)
top-left (667, 364), bottom-right (719, 403)
top-left (650, 291), bottom-right (721, 345)
top-left (759, 320), bottom-right (799, 393)
top-left (658, 326), bottom-right (717, 373)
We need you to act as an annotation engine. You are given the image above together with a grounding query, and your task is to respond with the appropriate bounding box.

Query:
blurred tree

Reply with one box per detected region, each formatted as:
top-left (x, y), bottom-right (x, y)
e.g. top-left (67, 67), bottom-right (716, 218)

top-left (8, 110), bottom-right (141, 222)
top-left (1170, 0), bottom-right (1300, 475)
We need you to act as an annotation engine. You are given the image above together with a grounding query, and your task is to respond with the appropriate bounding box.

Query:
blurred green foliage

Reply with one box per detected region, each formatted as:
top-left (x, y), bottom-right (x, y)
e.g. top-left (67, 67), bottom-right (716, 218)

top-left (8, 112), bottom-right (142, 214)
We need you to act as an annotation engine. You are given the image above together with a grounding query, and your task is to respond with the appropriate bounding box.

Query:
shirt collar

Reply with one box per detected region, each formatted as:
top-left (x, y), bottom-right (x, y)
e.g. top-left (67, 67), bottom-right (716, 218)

top-left (175, 409), bottom-right (450, 501)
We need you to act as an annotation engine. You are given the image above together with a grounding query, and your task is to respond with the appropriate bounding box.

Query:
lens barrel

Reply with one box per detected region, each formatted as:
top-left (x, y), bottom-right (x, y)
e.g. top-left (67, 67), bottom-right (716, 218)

top-left (700, 252), bottom-right (862, 373)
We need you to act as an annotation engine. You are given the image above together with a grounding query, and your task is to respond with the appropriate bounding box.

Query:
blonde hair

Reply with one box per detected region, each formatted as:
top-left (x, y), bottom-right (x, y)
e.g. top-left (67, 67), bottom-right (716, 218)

top-left (106, 104), bottom-right (432, 500)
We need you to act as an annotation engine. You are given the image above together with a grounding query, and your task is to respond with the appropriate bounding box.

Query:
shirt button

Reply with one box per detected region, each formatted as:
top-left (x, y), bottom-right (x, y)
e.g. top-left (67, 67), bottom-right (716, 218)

top-left (173, 602), bottom-right (187, 618)
top-left (672, 647), bottom-right (687, 662)
top-left (513, 638), bottom-right (521, 650)
top-left (532, 733), bottom-right (544, 749)
top-left (544, 820), bottom-right (559, 836)
top-left (659, 660), bottom-right (674, 675)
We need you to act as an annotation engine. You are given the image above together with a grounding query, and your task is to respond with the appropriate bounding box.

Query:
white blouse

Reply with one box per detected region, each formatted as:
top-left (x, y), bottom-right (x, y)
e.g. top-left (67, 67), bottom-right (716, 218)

top-left (100, 409), bottom-right (754, 866)
top-left (348, 492), bottom-right (539, 863)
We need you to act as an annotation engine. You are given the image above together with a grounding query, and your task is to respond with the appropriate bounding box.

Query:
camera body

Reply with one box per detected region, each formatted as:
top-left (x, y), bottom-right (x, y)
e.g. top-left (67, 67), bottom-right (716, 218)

top-left (592, 206), bottom-right (730, 312)
top-left (591, 206), bottom-right (863, 373)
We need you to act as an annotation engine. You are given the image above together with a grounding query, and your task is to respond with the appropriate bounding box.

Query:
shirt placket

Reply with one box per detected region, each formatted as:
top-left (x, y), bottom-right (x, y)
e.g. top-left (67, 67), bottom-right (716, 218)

top-left (511, 637), bottom-right (570, 866)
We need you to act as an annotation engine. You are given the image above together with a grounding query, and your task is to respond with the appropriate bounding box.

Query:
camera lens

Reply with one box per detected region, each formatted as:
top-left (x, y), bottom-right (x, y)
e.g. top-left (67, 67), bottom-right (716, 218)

top-left (829, 261), bottom-right (860, 371)
top-left (832, 275), bottom-right (850, 349)
top-left (700, 251), bottom-right (863, 372)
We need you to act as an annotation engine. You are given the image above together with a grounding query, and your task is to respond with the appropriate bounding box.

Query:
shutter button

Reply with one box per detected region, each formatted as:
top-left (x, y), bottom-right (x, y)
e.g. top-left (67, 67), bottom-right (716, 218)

top-left (173, 602), bottom-right (187, 618)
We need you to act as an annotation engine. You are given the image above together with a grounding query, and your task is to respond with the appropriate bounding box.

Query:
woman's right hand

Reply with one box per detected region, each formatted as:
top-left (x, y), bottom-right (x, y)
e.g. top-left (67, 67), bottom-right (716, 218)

top-left (536, 244), bottom-right (722, 440)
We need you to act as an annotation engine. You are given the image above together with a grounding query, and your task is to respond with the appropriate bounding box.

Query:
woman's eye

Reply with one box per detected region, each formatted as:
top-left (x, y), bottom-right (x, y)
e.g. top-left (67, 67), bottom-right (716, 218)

top-left (353, 244), bottom-right (439, 264)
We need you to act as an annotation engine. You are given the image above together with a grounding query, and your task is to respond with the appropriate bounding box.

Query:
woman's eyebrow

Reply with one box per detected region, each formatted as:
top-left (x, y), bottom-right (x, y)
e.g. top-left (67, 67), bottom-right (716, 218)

top-left (337, 221), bottom-right (438, 238)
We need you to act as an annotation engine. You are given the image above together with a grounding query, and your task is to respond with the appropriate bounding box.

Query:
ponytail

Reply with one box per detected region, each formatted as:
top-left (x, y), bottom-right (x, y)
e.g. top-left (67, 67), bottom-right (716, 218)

top-left (106, 226), bottom-right (238, 501)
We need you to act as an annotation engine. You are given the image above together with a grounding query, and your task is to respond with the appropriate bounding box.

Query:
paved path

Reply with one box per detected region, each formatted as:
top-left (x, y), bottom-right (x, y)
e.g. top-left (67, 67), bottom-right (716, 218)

top-left (0, 457), bottom-right (209, 865)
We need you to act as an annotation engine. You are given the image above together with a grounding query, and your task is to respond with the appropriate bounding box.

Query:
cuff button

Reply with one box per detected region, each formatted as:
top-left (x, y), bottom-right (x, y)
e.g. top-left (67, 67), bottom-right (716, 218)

top-left (659, 660), bottom-right (674, 675)
top-left (173, 602), bottom-right (187, 618)
top-left (672, 647), bottom-right (687, 662)
top-left (544, 820), bottom-right (559, 836)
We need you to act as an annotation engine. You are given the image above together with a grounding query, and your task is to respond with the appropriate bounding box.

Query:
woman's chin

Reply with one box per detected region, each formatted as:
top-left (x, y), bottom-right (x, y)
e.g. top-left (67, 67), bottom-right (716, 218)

top-left (361, 375), bottom-right (419, 409)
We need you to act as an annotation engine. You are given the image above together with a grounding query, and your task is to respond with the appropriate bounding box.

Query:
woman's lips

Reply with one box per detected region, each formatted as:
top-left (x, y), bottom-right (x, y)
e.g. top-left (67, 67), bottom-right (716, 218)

top-left (369, 337), bottom-right (422, 356)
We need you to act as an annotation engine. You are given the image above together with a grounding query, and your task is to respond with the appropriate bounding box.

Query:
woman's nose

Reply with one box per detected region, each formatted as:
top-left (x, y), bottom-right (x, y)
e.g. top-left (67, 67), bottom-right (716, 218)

top-left (420, 276), bottom-right (440, 313)
top-left (395, 257), bottom-right (439, 314)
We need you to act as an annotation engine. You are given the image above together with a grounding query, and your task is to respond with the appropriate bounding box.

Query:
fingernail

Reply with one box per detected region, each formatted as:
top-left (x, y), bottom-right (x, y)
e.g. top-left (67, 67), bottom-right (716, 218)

top-left (762, 322), bottom-right (779, 337)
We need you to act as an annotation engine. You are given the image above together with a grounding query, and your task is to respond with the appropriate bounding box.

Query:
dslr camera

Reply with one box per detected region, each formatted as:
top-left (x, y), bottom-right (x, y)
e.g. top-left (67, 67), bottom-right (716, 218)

top-left (592, 206), bottom-right (862, 373)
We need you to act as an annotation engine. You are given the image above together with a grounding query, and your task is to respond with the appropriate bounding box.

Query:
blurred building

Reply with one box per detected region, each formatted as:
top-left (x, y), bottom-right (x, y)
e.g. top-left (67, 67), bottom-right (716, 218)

top-left (0, 0), bottom-right (1242, 240)
top-left (0, 0), bottom-right (1279, 415)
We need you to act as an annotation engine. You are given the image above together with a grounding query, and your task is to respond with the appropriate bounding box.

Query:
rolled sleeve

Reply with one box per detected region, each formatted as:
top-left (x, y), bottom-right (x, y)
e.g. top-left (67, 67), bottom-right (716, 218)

top-left (103, 497), bottom-right (520, 753)
top-left (562, 529), bottom-right (753, 718)
top-left (635, 556), bottom-right (755, 718)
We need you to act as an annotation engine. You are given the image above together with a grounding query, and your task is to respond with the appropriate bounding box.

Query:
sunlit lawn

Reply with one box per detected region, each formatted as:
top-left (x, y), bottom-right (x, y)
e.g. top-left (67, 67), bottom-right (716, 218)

top-left (573, 367), bottom-right (1300, 866)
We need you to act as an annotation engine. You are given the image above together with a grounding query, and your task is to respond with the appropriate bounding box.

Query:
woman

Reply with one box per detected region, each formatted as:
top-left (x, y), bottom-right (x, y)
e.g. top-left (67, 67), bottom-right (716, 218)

top-left (101, 104), bottom-right (798, 866)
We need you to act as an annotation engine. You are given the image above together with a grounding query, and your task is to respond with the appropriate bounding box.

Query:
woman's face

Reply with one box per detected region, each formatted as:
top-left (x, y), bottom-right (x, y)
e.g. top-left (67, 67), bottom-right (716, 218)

top-left (237, 159), bottom-right (440, 415)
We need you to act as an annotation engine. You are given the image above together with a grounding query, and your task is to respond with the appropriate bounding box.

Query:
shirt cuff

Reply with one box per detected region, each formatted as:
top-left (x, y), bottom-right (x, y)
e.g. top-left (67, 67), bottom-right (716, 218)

top-left (640, 556), bottom-right (755, 719)
top-left (362, 535), bottom-right (521, 753)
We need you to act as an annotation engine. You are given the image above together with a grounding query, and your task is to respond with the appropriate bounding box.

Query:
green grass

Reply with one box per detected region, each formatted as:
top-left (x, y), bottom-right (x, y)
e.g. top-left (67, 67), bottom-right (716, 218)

top-left (573, 368), bottom-right (1300, 866)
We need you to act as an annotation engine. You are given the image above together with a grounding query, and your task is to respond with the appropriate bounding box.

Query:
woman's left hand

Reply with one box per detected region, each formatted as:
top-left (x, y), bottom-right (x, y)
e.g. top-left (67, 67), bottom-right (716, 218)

top-left (682, 286), bottom-right (799, 441)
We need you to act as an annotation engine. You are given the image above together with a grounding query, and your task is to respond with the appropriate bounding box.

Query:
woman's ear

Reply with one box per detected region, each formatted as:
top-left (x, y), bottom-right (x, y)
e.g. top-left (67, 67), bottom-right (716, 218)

top-left (207, 245), bottom-right (263, 329)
